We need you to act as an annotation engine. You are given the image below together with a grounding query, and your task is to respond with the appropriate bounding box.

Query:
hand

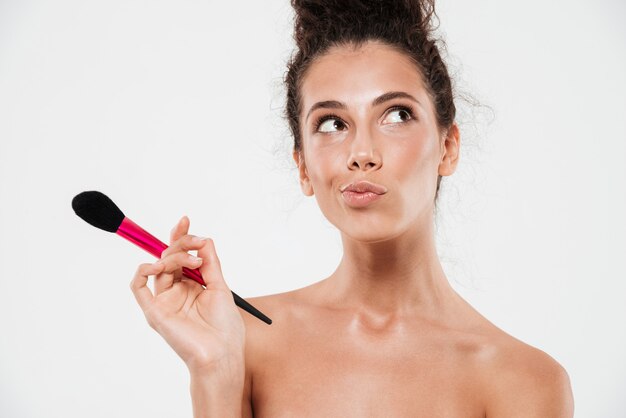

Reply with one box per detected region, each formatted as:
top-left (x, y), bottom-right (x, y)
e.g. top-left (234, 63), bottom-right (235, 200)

top-left (130, 216), bottom-right (246, 374)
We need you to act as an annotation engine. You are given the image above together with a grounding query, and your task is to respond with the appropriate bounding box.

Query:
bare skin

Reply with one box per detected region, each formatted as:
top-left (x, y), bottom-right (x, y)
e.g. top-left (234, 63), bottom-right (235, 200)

top-left (241, 289), bottom-right (572, 417)
top-left (132, 39), bottom-right (574, 417)
top-left (240, 40), bottom-right (574, 417)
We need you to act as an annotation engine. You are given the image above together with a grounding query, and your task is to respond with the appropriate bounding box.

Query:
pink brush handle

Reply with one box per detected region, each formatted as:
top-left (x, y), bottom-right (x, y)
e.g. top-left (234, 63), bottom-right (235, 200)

top-left (116, 217), bottom-right (205, 286)
top-left (115, 216), bottom-right (272, 324)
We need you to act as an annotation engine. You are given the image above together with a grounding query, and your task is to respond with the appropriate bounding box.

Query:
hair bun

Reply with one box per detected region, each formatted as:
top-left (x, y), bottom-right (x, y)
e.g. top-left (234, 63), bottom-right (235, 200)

top-left (291, 0), bottom-right (437, 51)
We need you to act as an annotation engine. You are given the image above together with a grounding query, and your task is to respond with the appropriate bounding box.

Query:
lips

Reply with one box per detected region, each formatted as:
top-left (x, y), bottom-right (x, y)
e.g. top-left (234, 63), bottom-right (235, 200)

top-left (340, 180), bottom-right (388, 208)
top-left (340, 180), bottom-right (388, 195)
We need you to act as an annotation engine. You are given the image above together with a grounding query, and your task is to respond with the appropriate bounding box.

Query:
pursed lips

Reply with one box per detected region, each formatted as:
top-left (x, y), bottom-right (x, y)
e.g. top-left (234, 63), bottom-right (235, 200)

top-left (340, 180), bottom-right (388, 195)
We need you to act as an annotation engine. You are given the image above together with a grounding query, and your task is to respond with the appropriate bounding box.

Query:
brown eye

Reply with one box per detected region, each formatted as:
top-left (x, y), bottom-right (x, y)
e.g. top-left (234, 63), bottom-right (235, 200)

top-left (382, 106), bottom-right (415, 125)
top-left (315, 114), bottom-right (346, 133)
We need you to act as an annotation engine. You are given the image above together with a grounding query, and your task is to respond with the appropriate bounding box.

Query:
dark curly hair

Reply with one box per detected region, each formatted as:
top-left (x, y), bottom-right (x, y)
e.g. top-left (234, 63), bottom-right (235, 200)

top-left (283, 0), bottom-right (456, 202)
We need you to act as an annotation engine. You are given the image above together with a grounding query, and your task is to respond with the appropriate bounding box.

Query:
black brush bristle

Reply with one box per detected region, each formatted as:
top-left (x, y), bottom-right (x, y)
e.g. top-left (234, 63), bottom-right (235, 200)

top-left (72, 191), bottom-right (125, 233)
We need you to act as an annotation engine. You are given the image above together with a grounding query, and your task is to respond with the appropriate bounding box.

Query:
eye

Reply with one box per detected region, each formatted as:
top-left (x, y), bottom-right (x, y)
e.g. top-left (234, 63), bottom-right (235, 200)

top-left (314, 113), bottom-right (347, 133)
top-left (382, 105), bottom-right (415, 125)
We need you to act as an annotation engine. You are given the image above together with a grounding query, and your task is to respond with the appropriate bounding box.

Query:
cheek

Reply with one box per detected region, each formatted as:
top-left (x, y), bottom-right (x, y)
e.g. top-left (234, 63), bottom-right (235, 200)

top-left (394, 134), bottom-right (436, 173)
top-left (391, 134), bottom-right (441, 207)
top-left (305, 148), bottom-right (342, 188)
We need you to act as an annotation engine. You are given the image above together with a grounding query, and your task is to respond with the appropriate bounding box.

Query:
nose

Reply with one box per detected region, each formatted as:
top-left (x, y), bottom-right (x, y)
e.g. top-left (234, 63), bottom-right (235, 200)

top-left (346, 127), bottom-right (382, 171)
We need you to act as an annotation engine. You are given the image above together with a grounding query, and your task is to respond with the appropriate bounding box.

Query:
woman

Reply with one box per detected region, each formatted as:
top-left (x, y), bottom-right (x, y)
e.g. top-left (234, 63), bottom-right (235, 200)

top-left (130, 0), bottom-right (574, 416)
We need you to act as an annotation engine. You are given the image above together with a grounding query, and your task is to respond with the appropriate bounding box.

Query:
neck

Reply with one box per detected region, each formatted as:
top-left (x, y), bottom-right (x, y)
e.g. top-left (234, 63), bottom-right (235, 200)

top-left (319, 216), bottom-right (460, 321)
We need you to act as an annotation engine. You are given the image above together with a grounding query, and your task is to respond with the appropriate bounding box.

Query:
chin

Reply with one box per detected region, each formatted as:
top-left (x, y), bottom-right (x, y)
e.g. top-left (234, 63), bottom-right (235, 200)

top-left (338, 221), bottom-right (403, 244)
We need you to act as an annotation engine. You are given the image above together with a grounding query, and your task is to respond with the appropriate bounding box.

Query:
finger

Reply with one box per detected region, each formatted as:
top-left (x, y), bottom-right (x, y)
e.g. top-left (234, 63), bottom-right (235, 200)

top-left (156, 216), bottom-right (190, 287)
top-left (159, 234), bottom-right (208, 286)
top-left (170, 215), bottom-right (190, 246)
top-left (130, 262), bottom-right (164, 311)
top-left (161, 233), bottom-right (208, 259)
top-left (153, 252), bottom-right (204, 295)
top-left (196, 238), bottom-right (230, 292)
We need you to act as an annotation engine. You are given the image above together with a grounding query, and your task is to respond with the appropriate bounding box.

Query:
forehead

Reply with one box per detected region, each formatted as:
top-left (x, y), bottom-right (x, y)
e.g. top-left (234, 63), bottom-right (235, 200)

top-left (300, 41), bottom-right (431, 118)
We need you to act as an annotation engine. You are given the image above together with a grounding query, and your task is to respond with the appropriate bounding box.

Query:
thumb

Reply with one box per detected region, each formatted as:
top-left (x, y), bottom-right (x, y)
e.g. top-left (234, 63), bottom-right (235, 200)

top-left (196, 238), bottom-right (230, 292)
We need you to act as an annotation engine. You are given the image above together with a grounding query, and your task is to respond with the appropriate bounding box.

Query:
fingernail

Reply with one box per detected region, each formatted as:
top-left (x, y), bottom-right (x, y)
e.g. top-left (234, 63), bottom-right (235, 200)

top-left (192, 236), bottom-right (208, 243)
top-left (188, 255), bottom-right (202, 262)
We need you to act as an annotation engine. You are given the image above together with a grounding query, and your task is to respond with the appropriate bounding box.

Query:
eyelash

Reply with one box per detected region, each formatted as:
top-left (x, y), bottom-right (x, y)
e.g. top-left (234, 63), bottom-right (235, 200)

top-left (313, 105), bottom-right (416, 132)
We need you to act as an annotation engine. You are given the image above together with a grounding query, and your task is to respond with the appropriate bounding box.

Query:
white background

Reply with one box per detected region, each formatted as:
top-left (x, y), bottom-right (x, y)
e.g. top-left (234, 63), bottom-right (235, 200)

top-left (1, 0), bottom-right (625, 416)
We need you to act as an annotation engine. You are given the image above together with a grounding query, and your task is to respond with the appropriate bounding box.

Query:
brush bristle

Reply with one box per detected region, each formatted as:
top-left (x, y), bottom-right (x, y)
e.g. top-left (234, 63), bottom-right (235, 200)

top-left (72, 191), bottom-right (125, 233)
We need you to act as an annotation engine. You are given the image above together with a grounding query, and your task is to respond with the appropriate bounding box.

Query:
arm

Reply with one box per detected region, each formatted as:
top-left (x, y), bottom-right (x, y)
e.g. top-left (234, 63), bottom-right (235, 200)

top-left (189, 296), bottom-right (259, 418)
top-left (189, 362), bottom-right (246, 418)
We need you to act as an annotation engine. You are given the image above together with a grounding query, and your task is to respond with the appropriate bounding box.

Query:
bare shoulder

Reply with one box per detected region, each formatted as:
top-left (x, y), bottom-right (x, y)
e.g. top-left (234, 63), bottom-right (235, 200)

top-left (239, 290), bottom-right (292, 353)
top-left (479, 330), bottom-right (574, 418)
top-left (239, 288), bottom-right (314, 372)
top-left (240, 290), bottom-right (297, 333)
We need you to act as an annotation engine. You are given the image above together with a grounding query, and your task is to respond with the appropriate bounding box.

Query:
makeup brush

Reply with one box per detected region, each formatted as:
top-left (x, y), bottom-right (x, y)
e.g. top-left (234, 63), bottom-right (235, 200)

top-left (71, 190), bottom-right (272, 325)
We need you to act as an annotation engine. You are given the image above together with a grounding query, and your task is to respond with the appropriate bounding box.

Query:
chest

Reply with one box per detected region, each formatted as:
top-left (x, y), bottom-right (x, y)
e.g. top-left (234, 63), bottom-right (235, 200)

top-left (250, 323), bottom-right (487, 417)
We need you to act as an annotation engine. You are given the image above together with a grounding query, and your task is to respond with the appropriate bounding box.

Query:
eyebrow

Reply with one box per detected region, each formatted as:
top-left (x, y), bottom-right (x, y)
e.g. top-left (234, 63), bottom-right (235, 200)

top-left (305, 91), bottom-right (422, 124)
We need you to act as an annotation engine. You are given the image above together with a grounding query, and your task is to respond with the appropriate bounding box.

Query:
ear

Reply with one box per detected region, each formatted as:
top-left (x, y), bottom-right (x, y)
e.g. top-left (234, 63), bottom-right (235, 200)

top-left (292, 150), bottom-right (314, 196)
top-left (438, 123), bottom-right (460, 177)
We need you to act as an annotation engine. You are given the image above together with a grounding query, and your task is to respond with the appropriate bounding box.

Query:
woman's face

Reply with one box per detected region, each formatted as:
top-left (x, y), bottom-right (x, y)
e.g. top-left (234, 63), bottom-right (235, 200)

top-left (294, 40), bottom-right (459, 243)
